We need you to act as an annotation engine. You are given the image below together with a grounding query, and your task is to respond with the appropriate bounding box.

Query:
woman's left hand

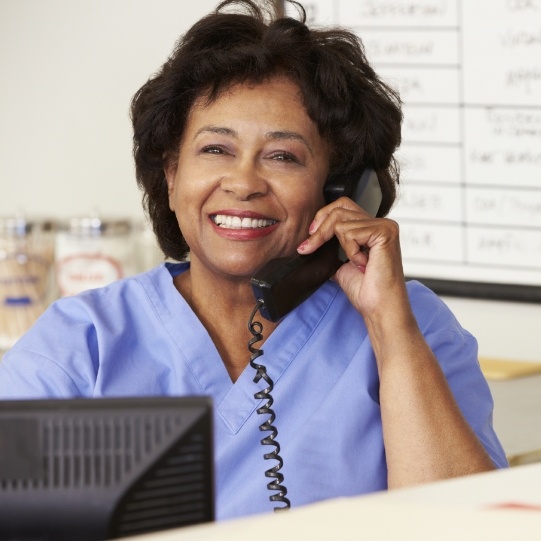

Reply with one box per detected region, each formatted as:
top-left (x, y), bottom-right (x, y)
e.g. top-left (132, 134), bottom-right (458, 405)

top-left (297, 196), bottom-right (410, 322)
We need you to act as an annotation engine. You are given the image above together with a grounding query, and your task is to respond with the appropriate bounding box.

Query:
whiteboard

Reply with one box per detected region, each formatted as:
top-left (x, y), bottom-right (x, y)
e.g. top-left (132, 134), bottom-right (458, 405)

top-left (295, 0), bottom-right (541, 302)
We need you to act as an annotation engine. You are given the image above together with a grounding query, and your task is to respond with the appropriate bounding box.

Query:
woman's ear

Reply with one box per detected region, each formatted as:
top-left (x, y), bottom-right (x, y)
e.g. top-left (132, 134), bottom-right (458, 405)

top-left (163, 156), bottom-right (178, 209)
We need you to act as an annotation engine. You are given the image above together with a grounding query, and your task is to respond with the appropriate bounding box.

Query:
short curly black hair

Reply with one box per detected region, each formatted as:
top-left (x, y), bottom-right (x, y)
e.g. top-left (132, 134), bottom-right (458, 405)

top-left (131, 0), bottom-right (402, 261)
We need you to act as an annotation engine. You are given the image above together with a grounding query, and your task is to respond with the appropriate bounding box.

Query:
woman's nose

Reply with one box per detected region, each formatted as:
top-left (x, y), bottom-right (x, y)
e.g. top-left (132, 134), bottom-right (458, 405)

top-left (219, 160), bottom-right (269, 200)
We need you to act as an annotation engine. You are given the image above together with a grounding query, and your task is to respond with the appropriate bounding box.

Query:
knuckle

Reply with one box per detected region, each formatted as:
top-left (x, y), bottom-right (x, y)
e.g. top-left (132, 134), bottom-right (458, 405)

top-left (386, 218), bottom-right (400, 235)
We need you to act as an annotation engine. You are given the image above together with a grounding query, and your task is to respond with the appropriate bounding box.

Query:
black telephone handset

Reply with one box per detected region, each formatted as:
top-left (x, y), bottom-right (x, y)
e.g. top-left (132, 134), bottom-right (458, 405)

top-left (248, 168), bottom-right (382, 512)
top-left (251, 168), bottom-right (383, 322)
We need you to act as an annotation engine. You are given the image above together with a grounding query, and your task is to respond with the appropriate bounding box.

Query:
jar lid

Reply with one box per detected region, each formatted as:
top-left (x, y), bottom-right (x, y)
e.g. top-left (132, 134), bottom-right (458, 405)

top-left (61, 217), bottom-right (132, 237)
top-left (0, 217), bottom-right (57, 237)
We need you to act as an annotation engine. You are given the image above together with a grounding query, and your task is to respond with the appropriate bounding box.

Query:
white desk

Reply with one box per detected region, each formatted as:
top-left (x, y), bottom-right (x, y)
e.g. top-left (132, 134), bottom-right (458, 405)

top-left (123, 463), bottom-right (541, 541)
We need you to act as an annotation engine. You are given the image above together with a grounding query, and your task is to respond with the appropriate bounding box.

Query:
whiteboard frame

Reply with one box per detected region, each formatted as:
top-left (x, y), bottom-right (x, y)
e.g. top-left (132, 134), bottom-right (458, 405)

top-left (409, 277), bottom-right (541, 304)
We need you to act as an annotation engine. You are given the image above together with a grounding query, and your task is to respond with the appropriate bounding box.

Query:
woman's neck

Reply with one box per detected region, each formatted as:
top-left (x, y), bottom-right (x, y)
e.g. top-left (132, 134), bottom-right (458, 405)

top-left (174, 265), bottom-right (278, 382)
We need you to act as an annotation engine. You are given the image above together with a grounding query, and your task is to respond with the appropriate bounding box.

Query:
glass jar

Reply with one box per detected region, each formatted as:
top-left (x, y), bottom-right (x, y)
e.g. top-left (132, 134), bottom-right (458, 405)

top-left (0, 217), bottom-right (56, 352)
top-left (55, 216), bottom-right (135, 297)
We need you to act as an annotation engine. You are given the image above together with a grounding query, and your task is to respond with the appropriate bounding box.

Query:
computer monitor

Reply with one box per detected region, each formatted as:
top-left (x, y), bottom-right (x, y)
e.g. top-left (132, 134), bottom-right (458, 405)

top-left (0, 396), bottom-right (214, 541)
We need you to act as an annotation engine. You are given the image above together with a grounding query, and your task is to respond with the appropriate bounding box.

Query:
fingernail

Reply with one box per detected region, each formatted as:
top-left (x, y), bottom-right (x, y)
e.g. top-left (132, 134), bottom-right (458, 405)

top-left (297, 240), bottom-right (309, 252)
top-left (308, 220), bottom-right (317, 234)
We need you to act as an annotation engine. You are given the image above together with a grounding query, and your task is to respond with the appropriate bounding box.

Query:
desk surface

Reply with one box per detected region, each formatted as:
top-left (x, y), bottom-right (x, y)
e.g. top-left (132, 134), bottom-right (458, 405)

top-left (123, 464), bottom-right (541, 541)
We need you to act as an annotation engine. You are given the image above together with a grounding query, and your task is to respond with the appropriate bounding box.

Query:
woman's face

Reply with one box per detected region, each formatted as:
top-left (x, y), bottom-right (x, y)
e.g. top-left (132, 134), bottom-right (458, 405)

top-left (166, 76), bottom-right (331, 280)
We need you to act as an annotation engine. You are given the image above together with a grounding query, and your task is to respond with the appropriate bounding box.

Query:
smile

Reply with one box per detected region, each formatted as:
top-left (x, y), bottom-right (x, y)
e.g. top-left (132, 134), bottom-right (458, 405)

top-left (211, 215), bottom-right (277, 229)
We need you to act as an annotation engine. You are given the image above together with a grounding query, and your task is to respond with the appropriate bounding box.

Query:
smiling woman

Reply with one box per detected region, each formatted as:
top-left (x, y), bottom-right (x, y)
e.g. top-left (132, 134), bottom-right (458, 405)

top-left (162, 77), bottom-right (332, 379)
top-left (165, 78), bottom-right (330, 281)
top-left (0, 0), bottom-right (507, 524)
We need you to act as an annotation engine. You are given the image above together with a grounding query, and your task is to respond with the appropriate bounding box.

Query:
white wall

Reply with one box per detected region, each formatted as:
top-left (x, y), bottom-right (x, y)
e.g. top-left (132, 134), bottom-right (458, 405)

top-left (1, 0), bottom-right (218, 219)
top-left (441, 296), bottom-right (539, 363)
top-left (1, 0), bottom-right (539, 362)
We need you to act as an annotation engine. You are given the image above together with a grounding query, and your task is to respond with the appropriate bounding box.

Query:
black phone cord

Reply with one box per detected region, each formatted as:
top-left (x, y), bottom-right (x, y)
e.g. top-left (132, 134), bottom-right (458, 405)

top-left (248, 300), bottom-right (291, 512)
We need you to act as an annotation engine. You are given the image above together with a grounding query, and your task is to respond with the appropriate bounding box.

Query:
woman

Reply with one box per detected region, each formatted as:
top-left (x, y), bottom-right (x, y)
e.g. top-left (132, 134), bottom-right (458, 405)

top-left (0, 0), bottom-right (506, 520)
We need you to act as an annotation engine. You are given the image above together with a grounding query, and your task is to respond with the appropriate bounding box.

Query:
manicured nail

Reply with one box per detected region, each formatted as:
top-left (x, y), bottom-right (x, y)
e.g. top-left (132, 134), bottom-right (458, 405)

top-left (308, 220), bottom-right (317, 234)
top-left (297, 240), bottom-right (309, 252)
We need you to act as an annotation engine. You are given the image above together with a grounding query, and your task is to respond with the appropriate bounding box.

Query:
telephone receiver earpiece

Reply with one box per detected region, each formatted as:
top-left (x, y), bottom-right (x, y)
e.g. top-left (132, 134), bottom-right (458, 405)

top-left (324, 167), bottom-right (382, 217)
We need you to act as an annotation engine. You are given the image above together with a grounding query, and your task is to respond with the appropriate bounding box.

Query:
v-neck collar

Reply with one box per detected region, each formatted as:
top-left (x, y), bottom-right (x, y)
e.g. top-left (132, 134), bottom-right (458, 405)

top-left (141, 263), bottom-right (340, 434)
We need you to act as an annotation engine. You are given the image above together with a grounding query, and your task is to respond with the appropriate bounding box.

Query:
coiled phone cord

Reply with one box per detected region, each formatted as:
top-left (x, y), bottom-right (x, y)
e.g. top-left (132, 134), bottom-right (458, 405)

top-left (248, 300), bottom-right (291, 512)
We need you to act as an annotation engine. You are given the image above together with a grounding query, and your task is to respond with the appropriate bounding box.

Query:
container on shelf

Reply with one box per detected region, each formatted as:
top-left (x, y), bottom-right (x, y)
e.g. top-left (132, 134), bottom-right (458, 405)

top-left (55, 215), bottom-right (136, 297)
top-left (0, 217), bottom-right (56, 352)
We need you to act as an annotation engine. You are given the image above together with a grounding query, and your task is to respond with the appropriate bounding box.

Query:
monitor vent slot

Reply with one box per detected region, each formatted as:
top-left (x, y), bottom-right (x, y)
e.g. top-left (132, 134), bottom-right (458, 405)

top-left (113, 428), bottom-right (212, 536)
top-left (2, 413), bottom-right (181, 490)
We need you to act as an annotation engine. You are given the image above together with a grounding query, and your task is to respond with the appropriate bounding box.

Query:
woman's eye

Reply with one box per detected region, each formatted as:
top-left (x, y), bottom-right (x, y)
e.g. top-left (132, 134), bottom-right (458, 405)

top-left (270, 151), bottom-right (299, 163)
top-left (201, 145), bottom-right (226, 155)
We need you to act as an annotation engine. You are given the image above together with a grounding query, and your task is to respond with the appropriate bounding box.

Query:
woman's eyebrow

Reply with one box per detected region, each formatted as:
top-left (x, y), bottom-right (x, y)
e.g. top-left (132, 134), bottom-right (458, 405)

top-left (194, 125), bottom-right (237, 138)
top-left (266, 131), bottom-right (313, 155)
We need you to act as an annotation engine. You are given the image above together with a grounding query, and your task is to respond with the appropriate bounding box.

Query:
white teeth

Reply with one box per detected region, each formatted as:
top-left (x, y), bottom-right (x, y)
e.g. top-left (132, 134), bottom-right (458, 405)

top-left (212, 214), bottom-right (276, 229)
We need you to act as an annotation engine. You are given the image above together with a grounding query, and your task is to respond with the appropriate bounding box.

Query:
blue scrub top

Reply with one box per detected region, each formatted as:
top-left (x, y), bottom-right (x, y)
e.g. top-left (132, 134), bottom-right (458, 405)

top-left (0, 263), bottom-right (508, 520)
